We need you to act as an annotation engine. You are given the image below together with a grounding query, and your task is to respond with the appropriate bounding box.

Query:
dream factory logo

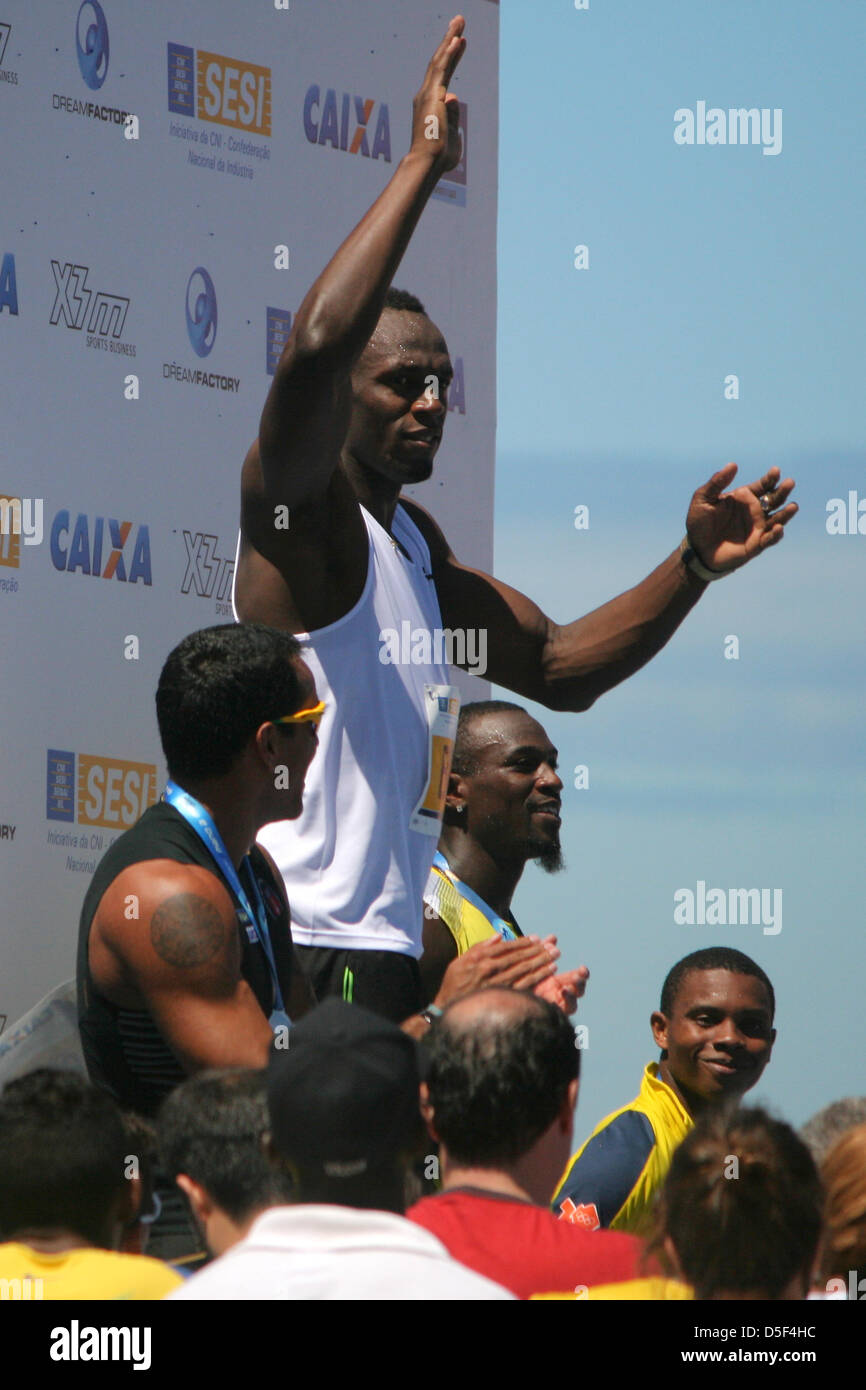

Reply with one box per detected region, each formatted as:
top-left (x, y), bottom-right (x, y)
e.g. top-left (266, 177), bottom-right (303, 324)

top-left (52, 2), bottom-right (130, 127)
top-left (49, 259), bottom-right (135, 357)
top-left (163, 268), bottom-right (239, 394)
top-left (186, 267), bottom-right (217, 357)
top-left (76, 1), bottom-right (108, 90)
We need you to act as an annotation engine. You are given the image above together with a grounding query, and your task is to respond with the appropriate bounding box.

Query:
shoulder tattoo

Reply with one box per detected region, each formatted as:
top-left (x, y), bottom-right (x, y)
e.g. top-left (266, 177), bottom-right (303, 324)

top-left (150, 893), bottom-right (226, 968)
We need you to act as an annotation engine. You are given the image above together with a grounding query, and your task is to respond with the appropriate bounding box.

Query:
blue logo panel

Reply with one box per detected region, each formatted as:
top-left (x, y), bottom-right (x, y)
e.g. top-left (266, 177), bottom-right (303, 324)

top-left (266, 307), bottom-right (292, 376)
top-left (167, 42), bottom-right (195, 117)
top-left (47, 749), bottom-right (76, 822)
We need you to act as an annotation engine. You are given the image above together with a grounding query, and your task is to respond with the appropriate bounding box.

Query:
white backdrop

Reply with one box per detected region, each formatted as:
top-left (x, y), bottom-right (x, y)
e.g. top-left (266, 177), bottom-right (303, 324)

top-left (0, 0), bottom-right (499, 1024)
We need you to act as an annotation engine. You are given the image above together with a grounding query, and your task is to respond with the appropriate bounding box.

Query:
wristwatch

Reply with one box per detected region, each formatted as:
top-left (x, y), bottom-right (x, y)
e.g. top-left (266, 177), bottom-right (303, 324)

top-left (680, 534), bottom-right (724, 582)
top-left (418, 1003), bottom-right (444, 1027)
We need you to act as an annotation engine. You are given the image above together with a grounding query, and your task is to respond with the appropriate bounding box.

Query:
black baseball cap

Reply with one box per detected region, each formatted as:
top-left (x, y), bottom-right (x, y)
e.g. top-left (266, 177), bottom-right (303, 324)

top-left (267, 999), bottom-right (424, 1176)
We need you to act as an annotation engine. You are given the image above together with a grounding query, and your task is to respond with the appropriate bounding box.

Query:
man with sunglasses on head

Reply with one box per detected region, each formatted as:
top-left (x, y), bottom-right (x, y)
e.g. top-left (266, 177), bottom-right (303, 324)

top-left (77, 623), bottom-right (320, 1256)
top-left (78, 623), bottom-right (320, 1133)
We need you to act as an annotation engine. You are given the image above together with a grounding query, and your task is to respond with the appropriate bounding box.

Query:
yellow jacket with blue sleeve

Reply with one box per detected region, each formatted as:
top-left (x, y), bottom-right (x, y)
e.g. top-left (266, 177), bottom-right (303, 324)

top-left (552, 1062), bottom-right (693, 1238)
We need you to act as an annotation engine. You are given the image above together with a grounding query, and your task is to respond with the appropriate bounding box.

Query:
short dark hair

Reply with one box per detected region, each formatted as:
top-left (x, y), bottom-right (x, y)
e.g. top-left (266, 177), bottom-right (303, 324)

top-left (384, 287), bottom-right (426, 315)
top-left (654, 1105), bottom-right (822, 1299)
top-left (0, 1069), bottom-right (127, 1246)
top-left (660, 947), bottom-right (775, 1021)
top-left (158, 1069), bottom-right (293, 1223)
top-left (425, 993), bottom-right (579, 1167)
top-left (156, 623), bottom-right (303, 784)
top-left (451, 701), bottom-right (527, 777)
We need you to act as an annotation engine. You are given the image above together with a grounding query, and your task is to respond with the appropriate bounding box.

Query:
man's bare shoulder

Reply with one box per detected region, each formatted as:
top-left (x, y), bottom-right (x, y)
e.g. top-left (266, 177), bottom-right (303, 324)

top-left (238, 443), bottom-right (369, 630)
top-left (398, 496), bottom-right (454, 565)
top-left (90, 860), bottom-right (239, 996)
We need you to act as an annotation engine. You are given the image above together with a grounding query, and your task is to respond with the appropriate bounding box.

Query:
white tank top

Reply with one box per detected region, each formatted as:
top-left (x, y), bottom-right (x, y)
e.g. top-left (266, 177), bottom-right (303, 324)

top-left (238, 504), bottom-right (458, 955)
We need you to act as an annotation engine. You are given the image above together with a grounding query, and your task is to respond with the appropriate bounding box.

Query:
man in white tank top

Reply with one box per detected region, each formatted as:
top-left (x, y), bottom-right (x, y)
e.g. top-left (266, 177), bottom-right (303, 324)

top-left (233, 18), bottom-right (798, 1020)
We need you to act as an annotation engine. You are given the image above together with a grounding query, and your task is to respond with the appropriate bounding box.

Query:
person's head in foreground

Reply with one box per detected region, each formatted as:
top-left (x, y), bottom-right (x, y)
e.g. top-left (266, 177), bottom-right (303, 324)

top-left (0, 1068), bottom-right (142, 1251)
top-left (653, 1105), bottom-right (823, 1300)
top-left (444, 701), bottom-right (565, 875)
top-left (800, 1096), bottom-right (866, 1167)
top-left (159, 1069), bottom-right (294, 1258)
top-left (156, 621), bottom-right (320, 822)
top-left (819, 1122), bottom-right (866, 1300)
top-left (265, 998), bottom-right (427, 1212)
top-left (653, 947), bottom-right (776, 1116)
top-left (421, 988), bottom-right (579, 1203)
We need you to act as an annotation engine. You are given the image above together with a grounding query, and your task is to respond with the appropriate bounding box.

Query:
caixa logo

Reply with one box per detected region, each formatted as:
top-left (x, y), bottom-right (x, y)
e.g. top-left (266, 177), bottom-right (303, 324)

top-left (50, 510), bottom-right (152, 585)
top-left (186, 267), bottom-right (217, 357)
top-left (76, 1), bottom-right (109, 91)
top-left (47, 749), bottom-right (157, 829)
top-left (303, 86), bottom-right (391, 161)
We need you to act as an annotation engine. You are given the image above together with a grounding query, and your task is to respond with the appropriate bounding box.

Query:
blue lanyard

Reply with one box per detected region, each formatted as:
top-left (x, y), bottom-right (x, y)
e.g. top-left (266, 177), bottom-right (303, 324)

top-left (163, 782), bottom-right (285, 1016)
top-left (432, 851), bottom-right (518, 942)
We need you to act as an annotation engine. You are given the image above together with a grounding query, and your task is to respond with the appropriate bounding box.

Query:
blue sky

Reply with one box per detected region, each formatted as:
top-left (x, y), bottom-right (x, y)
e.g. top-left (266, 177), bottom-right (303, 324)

top-left (491, 1), bottom-right (865, 1139)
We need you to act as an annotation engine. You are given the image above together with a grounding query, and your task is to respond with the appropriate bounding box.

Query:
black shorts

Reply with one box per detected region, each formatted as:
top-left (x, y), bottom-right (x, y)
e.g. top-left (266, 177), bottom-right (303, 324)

top-left (296, 945), bottom-right (423, 1024)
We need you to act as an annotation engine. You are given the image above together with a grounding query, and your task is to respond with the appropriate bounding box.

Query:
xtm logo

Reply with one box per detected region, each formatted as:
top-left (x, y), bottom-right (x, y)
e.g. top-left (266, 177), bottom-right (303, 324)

top-left (76, 1), bottom-right (109, 91)
top-left (50, 262), bottom-right (129, 338)
top-left (0, 22), bottom-right (18, 86)
top-left (303, 86), bottom-right (391, 162)
top-left (50, 510), bottom-right (152, 585)
top-left (167, 42), bottom-right (271, 137)
top-left (0, 253), bottom-right (17, 315)
top-left (186, 267), bottom-right (217, 357)
top-left (181, 531), bottom-right (235, 602)
top-left (47, 750), bottom-right (157, 829)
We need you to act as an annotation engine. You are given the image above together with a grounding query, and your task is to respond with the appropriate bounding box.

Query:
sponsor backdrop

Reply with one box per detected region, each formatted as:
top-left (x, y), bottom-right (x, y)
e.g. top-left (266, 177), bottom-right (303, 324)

top-left (0, 1), bottom-right (499, 1021)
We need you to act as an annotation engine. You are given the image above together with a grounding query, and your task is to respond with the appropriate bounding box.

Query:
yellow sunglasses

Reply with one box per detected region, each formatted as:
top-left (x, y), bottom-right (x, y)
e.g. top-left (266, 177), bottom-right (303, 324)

top-left (272, 700), bottom-right (326, 732)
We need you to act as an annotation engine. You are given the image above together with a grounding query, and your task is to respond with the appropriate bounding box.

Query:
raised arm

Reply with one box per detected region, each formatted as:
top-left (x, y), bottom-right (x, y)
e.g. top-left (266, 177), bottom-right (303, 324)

top-left (254, 17), bottom-right (466, 509)
top-left (404, 463), bottom-right (797, 712)
top-left (89, 861), bottom-right (277, 1073)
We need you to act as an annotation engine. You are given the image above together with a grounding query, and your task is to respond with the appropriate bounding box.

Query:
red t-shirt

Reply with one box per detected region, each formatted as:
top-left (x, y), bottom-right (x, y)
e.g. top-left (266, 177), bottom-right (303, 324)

top-left (407, 1187), bottom-right (648, 1300)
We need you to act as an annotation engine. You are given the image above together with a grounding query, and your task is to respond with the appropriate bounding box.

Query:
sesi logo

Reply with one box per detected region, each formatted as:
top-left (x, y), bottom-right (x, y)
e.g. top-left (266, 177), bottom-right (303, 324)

top-left (50, 510), bottom-right (152, 585)
top-left (303, 86), bottom-right (391, 162)
top-left (78, 754), bottom-right (156, 828)
top-left (167, 42), bottom-right (271, 137)
top-left (46, 750), bottom-right (157, 828)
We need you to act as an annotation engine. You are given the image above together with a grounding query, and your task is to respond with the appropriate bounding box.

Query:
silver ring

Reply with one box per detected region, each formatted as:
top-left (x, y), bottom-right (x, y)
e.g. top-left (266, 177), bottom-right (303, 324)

top-left (759, 493), bottom-right (773, 515)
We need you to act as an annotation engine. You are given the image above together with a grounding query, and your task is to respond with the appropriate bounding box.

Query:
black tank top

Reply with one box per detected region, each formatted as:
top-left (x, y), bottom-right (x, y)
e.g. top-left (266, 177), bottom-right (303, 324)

top-left (77, 800), bottom-right (294, 1118)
